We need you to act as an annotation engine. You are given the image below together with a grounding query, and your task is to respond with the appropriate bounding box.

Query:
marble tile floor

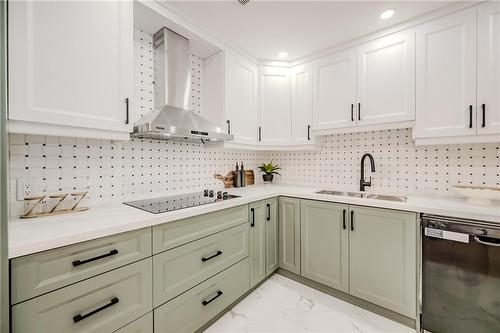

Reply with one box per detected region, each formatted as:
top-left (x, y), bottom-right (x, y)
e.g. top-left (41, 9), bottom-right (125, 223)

top-left (204, 274), bottom-right (415, 333)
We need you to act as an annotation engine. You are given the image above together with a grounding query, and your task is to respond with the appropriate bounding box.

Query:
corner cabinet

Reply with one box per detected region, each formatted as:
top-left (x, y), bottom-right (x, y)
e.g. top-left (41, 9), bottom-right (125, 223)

top-left (290, 63), bottom-right (317, 146)
top-left (8, 1), bottom-right (133, 140)
top-left (257, 66), bottom-right (292, 145)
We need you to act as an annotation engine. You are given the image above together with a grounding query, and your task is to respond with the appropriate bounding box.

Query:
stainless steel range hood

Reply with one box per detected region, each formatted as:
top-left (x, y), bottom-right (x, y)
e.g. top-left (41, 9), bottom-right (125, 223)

top-left (132, 27), bottom-right (233, 144)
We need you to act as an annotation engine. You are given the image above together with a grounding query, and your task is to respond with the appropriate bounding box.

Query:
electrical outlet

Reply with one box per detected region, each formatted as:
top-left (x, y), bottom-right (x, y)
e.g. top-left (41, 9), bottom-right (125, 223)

top-left (16, 178), bottom-right (33, 201)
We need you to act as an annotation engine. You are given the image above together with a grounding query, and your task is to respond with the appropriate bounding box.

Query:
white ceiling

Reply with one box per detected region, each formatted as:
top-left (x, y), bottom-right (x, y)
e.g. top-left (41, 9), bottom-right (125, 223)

top-left (165, 1), bottom-right (452, 61)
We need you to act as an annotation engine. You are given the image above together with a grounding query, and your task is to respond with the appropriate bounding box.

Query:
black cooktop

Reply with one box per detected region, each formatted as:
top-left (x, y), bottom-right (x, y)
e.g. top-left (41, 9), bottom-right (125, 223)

top-left (123, 190), bottom-right (238, 214)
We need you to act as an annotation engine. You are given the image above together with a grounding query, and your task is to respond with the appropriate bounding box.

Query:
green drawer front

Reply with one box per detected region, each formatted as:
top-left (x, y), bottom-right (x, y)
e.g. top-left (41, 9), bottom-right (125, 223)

top-left (114, 313), bottom-right (153, 333)
top-left (12, 259), bottom-right (153, 333)
top-left (153, 223), bottom-right (249, 307)
top-left (152, 205), bottom-right (248, 254)
top-left (11, 227), bottom-right (152, 304)
top-left (154, 259), bottom-right (249, 333)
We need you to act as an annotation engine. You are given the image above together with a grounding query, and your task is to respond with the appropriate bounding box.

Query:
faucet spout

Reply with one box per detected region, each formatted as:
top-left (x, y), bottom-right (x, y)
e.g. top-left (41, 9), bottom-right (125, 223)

top-left (360, 153), bottom-right (375, 191)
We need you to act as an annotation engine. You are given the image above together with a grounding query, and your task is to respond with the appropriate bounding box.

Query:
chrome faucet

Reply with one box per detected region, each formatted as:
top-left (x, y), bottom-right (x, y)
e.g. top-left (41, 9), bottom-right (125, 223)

top-left (360, 153), bottom-right (375, 191)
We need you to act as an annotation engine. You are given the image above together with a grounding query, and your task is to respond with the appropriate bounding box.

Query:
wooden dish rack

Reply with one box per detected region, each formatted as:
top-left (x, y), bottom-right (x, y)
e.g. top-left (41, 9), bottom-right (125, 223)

top-left (21, 191), bottom-right (89, 219)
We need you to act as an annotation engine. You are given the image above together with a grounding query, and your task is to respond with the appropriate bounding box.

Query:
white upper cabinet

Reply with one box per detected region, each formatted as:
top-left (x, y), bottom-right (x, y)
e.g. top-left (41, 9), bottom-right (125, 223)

top-left (477, 1), bottom-right (500, 136)
top-left (8, 1), bottom-right (133, 140)
top-left (257, 66), bottom-right (291, 145)
top-left (356, 31), bottom-right (415, 125)
top-left (414, 8), bottom-right (477, 139)
top-left (291, 64), bottom-right (315, 145)
top-left (225, 52), bottom-right (258, 145)
top-left (312, 49), bottom-right (356, 130)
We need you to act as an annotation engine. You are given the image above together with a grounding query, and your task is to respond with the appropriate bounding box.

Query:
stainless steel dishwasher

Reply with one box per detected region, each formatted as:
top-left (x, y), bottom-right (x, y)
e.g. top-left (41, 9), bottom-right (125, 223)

top-left (421, 214), bottom-right (500, 333)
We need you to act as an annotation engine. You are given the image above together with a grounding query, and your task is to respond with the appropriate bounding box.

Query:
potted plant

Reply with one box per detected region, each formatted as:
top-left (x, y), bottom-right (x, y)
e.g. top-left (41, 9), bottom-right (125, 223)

top-left (258, 161), bottom-right (281, 183)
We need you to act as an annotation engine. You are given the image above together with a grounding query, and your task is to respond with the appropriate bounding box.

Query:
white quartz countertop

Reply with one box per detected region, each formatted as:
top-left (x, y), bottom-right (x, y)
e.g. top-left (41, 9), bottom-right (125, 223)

top-left (9, 184), bottom-right (500, 258)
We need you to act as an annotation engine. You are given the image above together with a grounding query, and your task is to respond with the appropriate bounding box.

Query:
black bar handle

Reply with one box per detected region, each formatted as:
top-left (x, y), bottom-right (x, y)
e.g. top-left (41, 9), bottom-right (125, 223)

top-left (72, 249), bottom-right (118, 267)
top-left (350, 211), bottom-right (354, 231)
top-left (258, 127), bottom-right (262, 141)
top-left (482, 104), bottom-right (486, 128)
top-left (73, 297), bottom-right (119, 323)
top-left (226, 120), bottom-right (231, 134)
top-left (342, 209), bottom-right (346, 230)
top-left (469, 105), bottom-right (473, 128)
top-left (307, 125), bottom-right (311, 141)
top-left (250, 208), bottom-right (255, 227)
top-left (266, 203), bottom-right (271, 221)
top-left (125, 98), bottom-right (129, 125)
top-left (201, 250), bottom-right (222, 262)
top-left (358, 103), bottom-right (361, 121)
top-left (202, 291), bottom-right (223, 306)
top-left (351, 104), bottom-right (354, 121)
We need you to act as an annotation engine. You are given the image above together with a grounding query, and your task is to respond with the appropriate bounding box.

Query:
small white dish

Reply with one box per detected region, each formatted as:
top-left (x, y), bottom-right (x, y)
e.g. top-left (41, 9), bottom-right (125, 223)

top-left (453, 185), bottom-right (500, 206)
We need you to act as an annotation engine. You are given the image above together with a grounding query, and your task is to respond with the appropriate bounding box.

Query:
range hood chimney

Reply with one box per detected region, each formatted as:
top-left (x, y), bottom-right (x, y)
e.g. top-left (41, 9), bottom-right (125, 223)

top-left (132, 27), bottom-right (233, 144)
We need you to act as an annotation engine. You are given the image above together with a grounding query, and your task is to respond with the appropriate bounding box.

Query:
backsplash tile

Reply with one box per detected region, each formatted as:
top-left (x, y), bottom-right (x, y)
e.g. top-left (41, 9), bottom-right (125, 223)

top-left (268, 128), bottom-right (499, 195)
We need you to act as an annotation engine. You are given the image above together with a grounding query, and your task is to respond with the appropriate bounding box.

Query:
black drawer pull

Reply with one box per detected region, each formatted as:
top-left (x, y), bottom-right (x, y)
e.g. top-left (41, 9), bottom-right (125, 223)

top-left (469, 105), bottom-right (473, 128)
top-left (266, 203), bottom-right (271, 221)
top-left (201, 250), bottom-right (222, 262)
top-left (125, 98), bottom-right (129, 125)
top-left (351, 104), bottom-right (354, 121)
top-left (307, 125), bottom-right (311, 141)
top-left (482, 104), bottom-right (486, 128)
top-left (342, 209), bottom-right (346, 230)
top-left (250, 208), bottom-right (255, 227)
top-left (350, 211), bottom-right (354, 231)
top-left (73, 297), bottom-right (119, 323)
top-left (202, 291), bottom-right (223, 306)
top-left (358, 103), bottom-right (361, 121)
top-left (226, 120), bottom-right (231, 134)
top-left (72, 249), bottom-right (119, 267)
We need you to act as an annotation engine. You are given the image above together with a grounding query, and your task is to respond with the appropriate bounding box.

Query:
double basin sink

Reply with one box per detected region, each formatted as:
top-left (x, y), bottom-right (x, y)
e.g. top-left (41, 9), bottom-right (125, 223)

top-left (316, 190), bottom-right (407, 202)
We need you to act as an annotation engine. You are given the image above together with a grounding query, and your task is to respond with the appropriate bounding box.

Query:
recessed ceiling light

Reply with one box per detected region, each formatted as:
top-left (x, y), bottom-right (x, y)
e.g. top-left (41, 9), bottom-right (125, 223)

top-left (278, 51), bottom-right (288, 59)
top-left (380, 9), bottom-right (395, 20)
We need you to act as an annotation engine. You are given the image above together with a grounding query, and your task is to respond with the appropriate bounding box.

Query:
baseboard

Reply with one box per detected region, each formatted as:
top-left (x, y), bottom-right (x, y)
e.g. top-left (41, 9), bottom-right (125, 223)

top-left (276, 268), bottom-right (416, 330)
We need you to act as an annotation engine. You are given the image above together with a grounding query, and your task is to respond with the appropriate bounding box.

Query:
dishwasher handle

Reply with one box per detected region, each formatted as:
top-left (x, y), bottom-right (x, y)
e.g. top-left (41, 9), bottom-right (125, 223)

top-left (474, 235), bottom-right (500, 247)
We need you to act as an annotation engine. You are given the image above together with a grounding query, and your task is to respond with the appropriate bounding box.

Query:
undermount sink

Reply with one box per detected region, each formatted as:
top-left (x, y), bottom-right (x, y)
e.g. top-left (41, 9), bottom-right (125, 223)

top-left (315, 190), bottom-right (407, 202)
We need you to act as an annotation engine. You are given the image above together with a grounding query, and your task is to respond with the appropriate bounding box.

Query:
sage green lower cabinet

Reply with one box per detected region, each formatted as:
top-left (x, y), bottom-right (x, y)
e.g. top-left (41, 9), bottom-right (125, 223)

top-left (153, 259), bottom-right (250, 333)
top-left (11, 227), bottom-right (152, 304)
top-left (300, 200), bottom-right (349, 292)
top-left (153, 223), bottom-right (249, 307)
top-left (152, 205), bottom-right (248, 254)
top-left (265, 197), bottom-right (279, 276)
top-left (249, 201), bottom-right (266, 288)
top-left (278, 197), bottom-right (301, 274)
top-left (349, 206), bottom-right (417, 318)
top-left (12, 259), bottom-right (153, 333)
top-left (114, 313), bottom-right (153, 333)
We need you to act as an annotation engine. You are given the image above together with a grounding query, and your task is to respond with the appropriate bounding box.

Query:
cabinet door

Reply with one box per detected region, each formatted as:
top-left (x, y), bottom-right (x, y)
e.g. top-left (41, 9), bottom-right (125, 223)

top-left (357, 31), bottom-right (415, 125)
top-left (226, 53), bottom-right (258, 145)
top-left (477, 2), bottom-right (500, 135)
top-left (258, 67), bottom-right (291, 145)
top-left (278, 197), bottom-right (301, 275)
top-left (414, 8), bottom-right (477, 139)
top-left (312, 49), bottom-right (356, 130)
top-left (8, 1), bottom-right (133, 134)
top-left (114, 313), bottom-right (153, 333)
top-left (349, 206), bottom-right (416, 318)
top-left (300, 200), bottom-right (349, 292)
top-left (291, 63), bottom-right (315, 145)
top-left (249, 201), bottom-right (266, 287)
top-left (265, 198), bottom-right (279, 276)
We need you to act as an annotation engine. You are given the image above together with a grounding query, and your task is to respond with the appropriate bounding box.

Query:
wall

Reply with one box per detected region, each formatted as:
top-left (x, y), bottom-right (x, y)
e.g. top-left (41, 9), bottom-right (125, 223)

top-left (268, 128), bottom-right (499, 196)
top-left (8, 29), bottom-right (500, 217)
